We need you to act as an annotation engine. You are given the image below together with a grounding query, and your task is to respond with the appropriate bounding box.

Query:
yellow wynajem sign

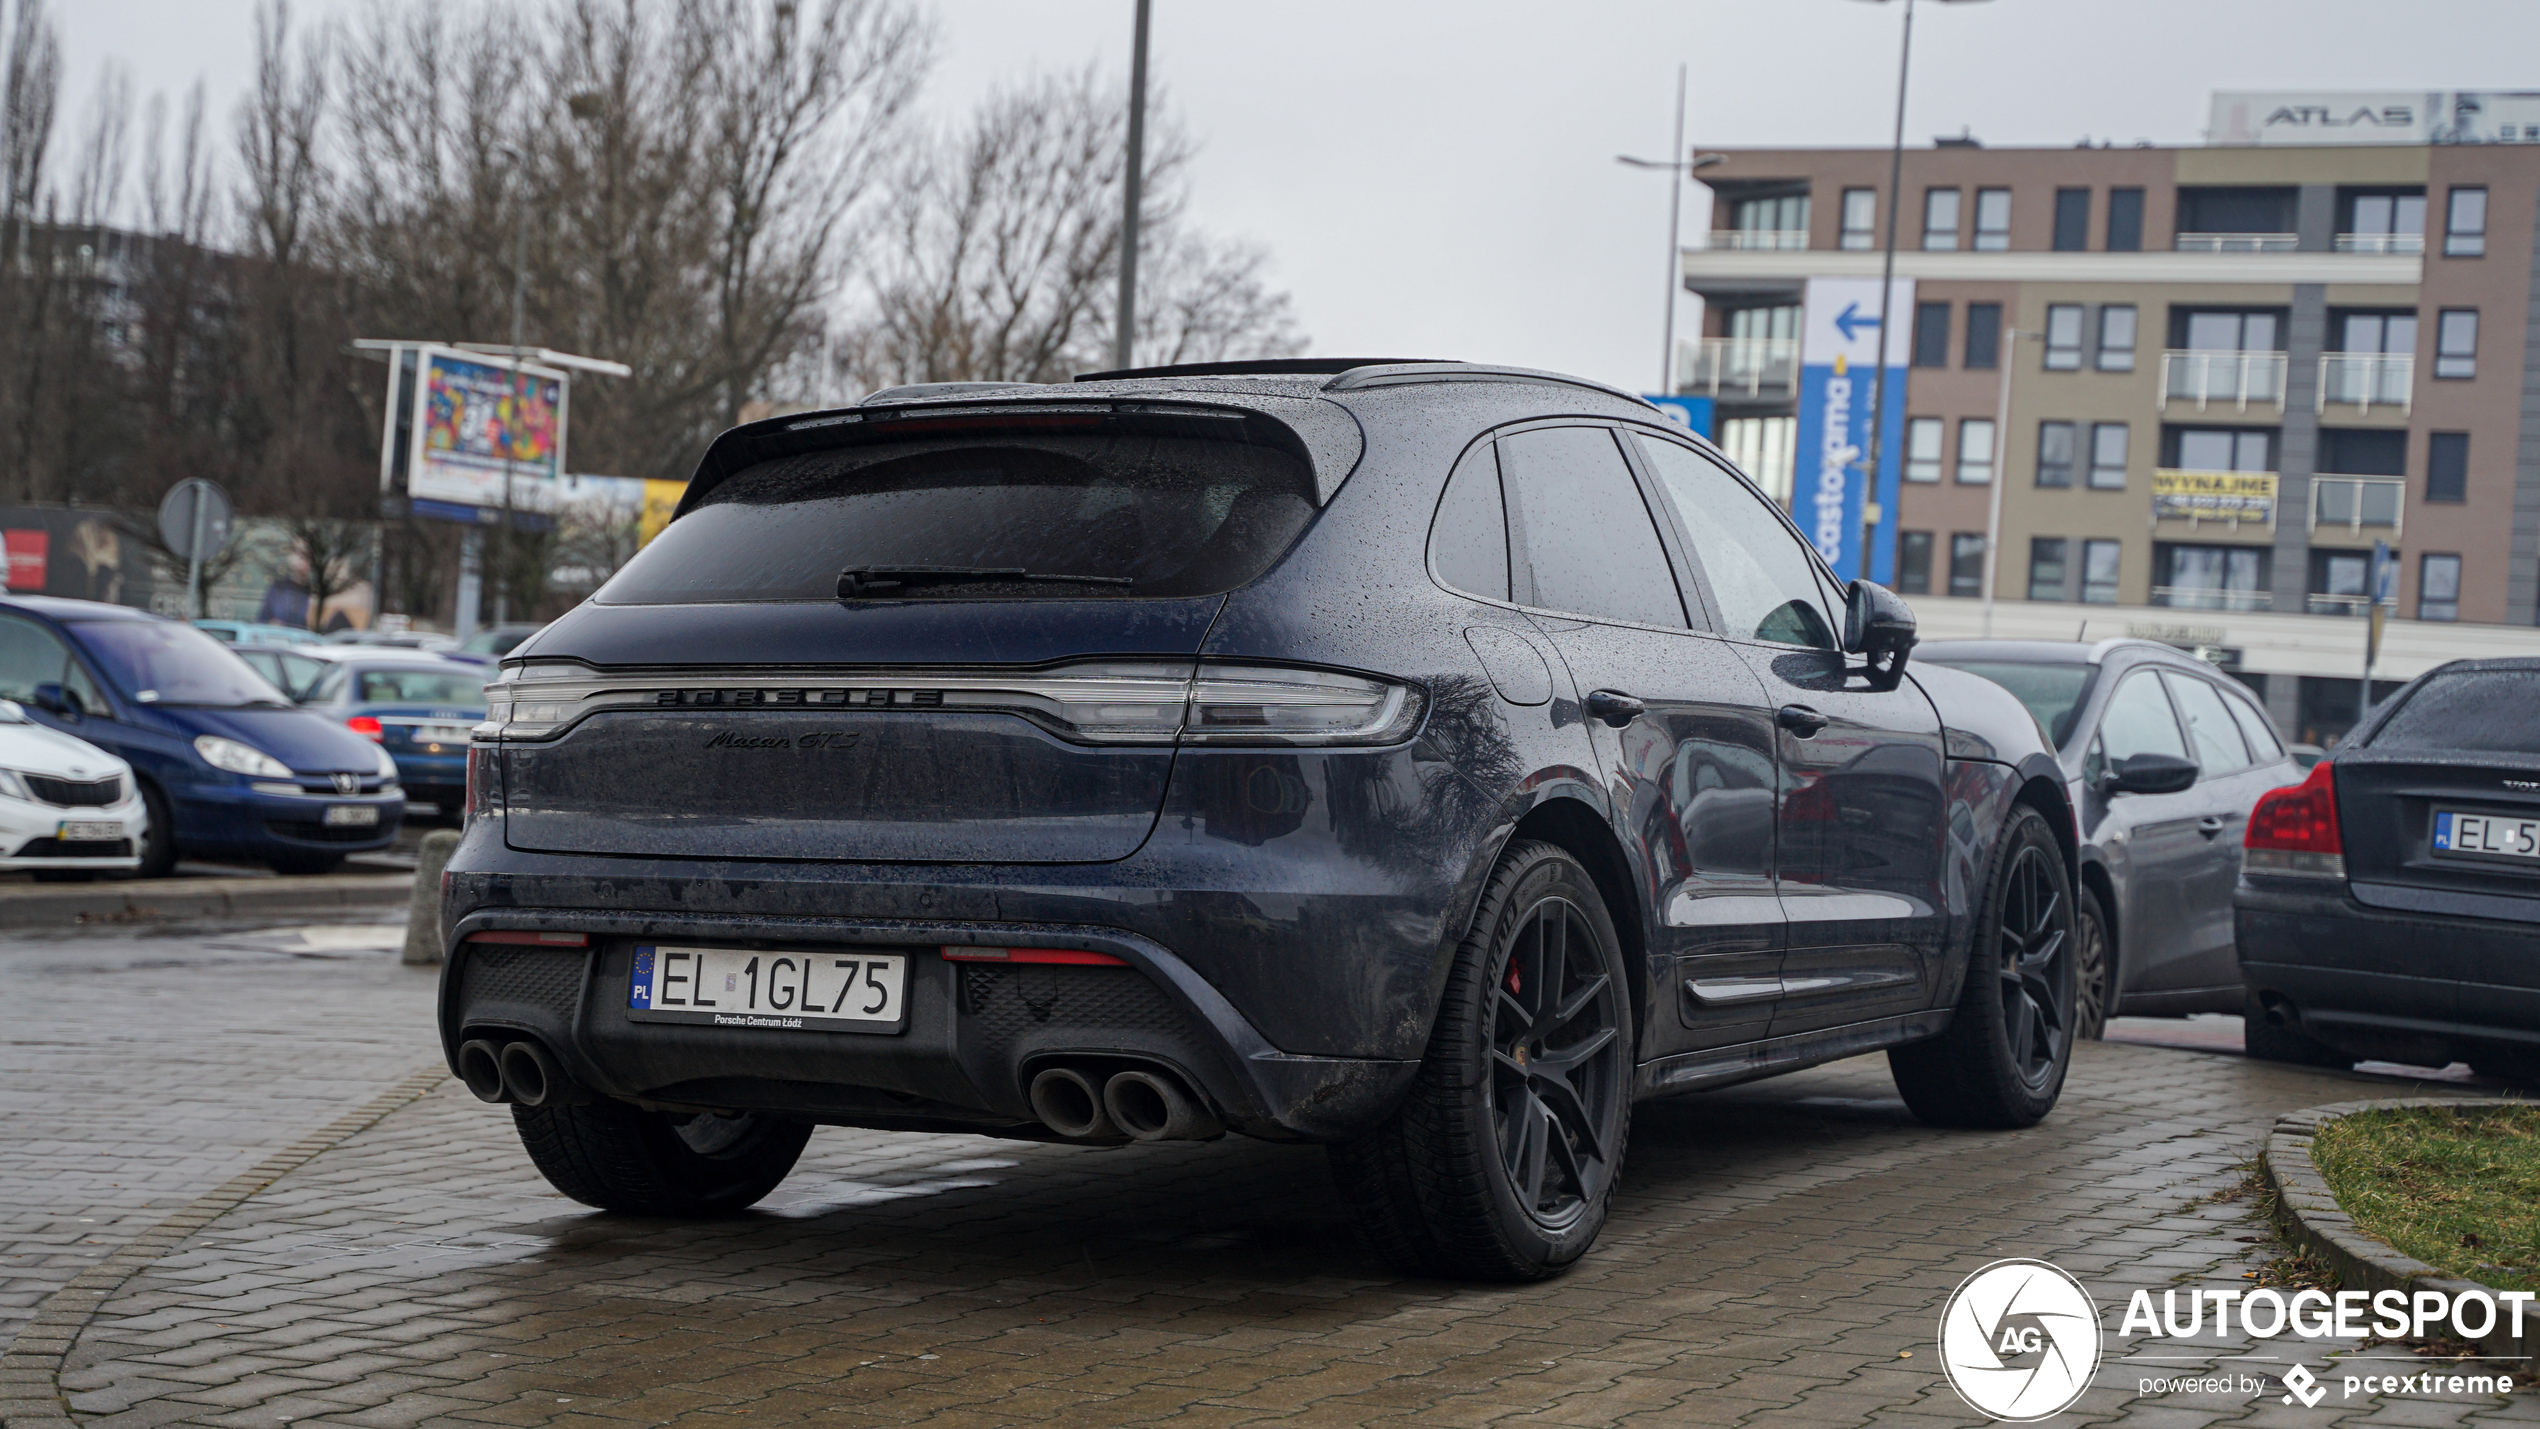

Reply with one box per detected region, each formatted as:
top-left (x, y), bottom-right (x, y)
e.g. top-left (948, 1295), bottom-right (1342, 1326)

top-left (2152, 469), bottom-right (2277, 523)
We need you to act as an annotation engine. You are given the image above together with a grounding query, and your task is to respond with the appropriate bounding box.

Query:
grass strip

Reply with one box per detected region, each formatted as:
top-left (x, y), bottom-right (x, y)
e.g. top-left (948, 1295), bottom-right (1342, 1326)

top-left (2309, 1103), bottom-right (2540, 1292)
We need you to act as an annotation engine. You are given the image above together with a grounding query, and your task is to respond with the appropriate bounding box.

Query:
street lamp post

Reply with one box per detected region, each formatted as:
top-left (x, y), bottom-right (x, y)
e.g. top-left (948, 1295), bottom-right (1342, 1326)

top-left (1113, 0), bottom-right (1152, 371)
top-left (1617, 75), bottom-right (1722, 399)
top-left (1982, 328), bottom-right (2041, 636)
top-left (496, 146), bottom-right (531, 629)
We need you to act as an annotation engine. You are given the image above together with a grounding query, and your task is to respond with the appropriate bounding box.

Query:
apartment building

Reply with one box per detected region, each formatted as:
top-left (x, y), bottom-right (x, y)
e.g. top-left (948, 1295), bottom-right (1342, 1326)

top-left (1677, 94), bottom-right (2540, 743)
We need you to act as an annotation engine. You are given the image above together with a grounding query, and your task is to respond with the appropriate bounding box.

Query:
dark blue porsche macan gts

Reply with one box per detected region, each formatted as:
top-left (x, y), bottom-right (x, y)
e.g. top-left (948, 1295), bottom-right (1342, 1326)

top-left (442, 359), bottom-right (2080, 1279)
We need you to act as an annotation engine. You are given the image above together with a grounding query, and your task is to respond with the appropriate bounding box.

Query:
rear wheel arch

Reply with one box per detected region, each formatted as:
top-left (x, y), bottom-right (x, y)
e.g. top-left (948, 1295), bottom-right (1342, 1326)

top-left (2078, 858), bottom-right (2121, 987)
top-left (1501, 798), bottom-right (1648, 1041)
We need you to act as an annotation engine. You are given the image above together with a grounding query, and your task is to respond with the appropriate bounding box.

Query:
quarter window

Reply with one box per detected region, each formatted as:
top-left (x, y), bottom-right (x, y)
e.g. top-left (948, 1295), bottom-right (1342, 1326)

top-left (1498, 427), bottom-right (1686, 628)
top-left (1632, 434), bottom-right (1837, 647)
top-left (1430, 443), bottom-right (1510, 601)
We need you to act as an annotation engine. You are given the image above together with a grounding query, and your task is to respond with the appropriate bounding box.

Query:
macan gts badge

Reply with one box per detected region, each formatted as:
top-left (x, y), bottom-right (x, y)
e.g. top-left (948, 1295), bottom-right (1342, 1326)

top-left (441, 358), bottom-right (2082, 1281)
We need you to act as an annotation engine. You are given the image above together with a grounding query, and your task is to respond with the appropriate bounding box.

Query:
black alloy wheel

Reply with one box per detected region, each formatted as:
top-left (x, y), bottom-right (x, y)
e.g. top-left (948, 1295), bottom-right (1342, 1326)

top-left (2072, 888), bottom-right (2111, 1040)
top-left (1996, 844), bottom-right (2072, 1088)
top-left (1488, 896), bottom-right (1626, 1231)
top-left (1328, 840), bottom-right (1634, 1281)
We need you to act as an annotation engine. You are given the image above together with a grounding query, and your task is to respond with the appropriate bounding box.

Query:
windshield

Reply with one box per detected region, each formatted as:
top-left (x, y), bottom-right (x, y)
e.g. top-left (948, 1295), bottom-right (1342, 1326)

top-left (356, 669), bottom-right (488, 706)
top-left (597, 432), bottom-right (1317, 605)
top-left (72, 620), bottom-right (288, 708)
top-left (1927, 660), bottom-right (2098, 749)
top-left (2367, 669), bottom-right (2540, 755)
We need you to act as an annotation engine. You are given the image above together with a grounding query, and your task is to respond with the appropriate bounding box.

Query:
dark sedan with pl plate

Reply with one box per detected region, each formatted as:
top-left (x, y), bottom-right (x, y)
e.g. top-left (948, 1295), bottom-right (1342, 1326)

top-left (2238, 657), bottom-right (2540, 1082)
top-left (442, 358), bottom-right (2081, 1280)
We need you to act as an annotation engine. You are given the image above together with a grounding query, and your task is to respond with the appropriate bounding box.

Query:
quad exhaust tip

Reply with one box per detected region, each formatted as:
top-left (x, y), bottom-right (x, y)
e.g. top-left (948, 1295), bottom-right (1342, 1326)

top-left (1028, 1067), bottom-right (1119, 1140)
top-left (1101, 1068), bottom-right (1222, 1142)
top-left (457, 1039), bottom-right (510, 1103)
top-left (458, 1037), bottom-right (591, 1108)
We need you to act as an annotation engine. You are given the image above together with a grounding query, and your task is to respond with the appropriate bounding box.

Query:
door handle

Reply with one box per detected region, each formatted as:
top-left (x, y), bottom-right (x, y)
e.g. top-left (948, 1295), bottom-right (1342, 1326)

top-left (1585, 689), bottom-right (1645, 729)
top-left (1777, 704), bottom-right (1829, 738)
top-left (2197, 816), bottom-right (2226, 838)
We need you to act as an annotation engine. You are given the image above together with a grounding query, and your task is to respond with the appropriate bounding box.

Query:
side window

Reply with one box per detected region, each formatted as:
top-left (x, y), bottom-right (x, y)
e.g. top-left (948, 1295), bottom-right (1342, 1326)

top-left (2096, 670), bottom-right (2188, 769)
top-left (2163, 672), bottom-right (2252, 776)
top-left (1429, 443), bottom-right (1510, 601)
top-left (1632, 433), bottom-right (1838, 649)
top-left (2224, 689), bottom-right (2283, 762)
top-left (0, 616), bottom-right (72, 704)
top-left (1496, 427), bottom-right (1686, 628)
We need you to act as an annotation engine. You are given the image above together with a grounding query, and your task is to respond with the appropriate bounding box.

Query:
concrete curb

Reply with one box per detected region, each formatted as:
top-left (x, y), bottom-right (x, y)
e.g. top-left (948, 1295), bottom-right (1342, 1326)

top-left (0, 872), bottom-right (413, 931)
top-left (0, 1064), bottom-right (449, 1428)
top-left (2259, 1096), bottom-right (2540, 1373)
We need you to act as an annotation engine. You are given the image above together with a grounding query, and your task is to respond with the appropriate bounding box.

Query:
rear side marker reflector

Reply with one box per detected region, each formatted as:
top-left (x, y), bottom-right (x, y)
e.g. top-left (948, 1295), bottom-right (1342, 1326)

top-left (466, 931), bottom-right (591, 946)
top-left (940, 946), bottom-right (1126, 966)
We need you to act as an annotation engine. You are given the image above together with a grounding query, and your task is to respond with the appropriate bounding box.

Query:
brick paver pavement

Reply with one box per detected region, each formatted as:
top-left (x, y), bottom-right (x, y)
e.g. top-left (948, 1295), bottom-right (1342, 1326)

top-left (25, 1026), bottom-right (2538, 1427)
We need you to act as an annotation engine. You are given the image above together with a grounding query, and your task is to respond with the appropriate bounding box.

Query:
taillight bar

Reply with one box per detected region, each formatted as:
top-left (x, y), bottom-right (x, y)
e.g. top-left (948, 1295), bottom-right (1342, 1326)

top-left (2244, 762), bottom-right (2344, 879)
top-left (939, 945), bottom-right (1127, 966)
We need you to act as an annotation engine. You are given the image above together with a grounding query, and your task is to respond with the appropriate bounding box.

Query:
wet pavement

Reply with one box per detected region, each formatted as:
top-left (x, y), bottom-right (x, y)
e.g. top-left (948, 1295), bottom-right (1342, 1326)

top-left (4, 919), bottom-right (2534, 1427)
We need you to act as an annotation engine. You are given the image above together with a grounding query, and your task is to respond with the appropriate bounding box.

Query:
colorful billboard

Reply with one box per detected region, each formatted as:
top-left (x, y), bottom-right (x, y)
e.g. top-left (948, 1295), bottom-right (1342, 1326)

top-left (407, 346), bottom-right (570, 511)
top-left (1794, 276), bottom-right (1912, 583)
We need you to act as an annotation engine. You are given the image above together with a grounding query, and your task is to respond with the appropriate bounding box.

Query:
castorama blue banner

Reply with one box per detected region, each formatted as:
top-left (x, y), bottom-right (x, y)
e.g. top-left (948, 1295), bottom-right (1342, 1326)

top-left (1794, 276), bottom-right (1912, 583)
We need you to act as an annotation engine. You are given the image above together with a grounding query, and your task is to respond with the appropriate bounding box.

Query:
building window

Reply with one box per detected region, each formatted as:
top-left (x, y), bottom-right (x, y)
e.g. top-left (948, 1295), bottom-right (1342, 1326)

top-left (2435, 309), bottom-right (2478, 378)
top-left (2310, 550), bottom-right (2372, 616)
top-left (2168, 426), bottom-right (2274, 472)
top-left (2036, 421), bottom-right (2076, 488)
top-left (2341, 190), bottom-right (2426, 252)
top-left (2419, 555), bottom-right (2461, 622)
top-left (2028, 538), bottom-right (2068, 602)
top-left (2156, 543), bottom-right (2269, 610)
top-left (1922, 187), bottom-right (1961, 251)
top-left (2043, 304), bottom-right (2084, 370)
top-left (1904, 417), bottom-right (1944, 484)
top-left (1956, 418), bottom-right (1996, 485)
top-left (1897, 531), bottom-right (1933, 594)
top-left (2052, 188), bottom-right (2090, 251)
top-left (1964, 302), bottom-right (2002, 369)
top-left (1949, 533), bottom-right (1986, 598)
top-left (2426, 431), bottom-right (2468, 503)
top-left (1840, 188), bottom-right (1878, 250)
top-left (1718, 415), bottom-right (1798, 506)
top-left (1973, 188), bottom-right (2011, 251)
top-left (1912, 302), bottom-right (1952, 368)
top-left (1730, 194), bottom-right (1810, 244)
top-left (2095, 305), bottom-right (2137, 372)
top-left (2088, 422), bottom-right (2129, 489)
top-left (2106, 187), bottom-right (2144, 251)
top-left (2081, 539), bottom-right (2121, 604)
top-left (2444, 186), bottom-right (2487, 257)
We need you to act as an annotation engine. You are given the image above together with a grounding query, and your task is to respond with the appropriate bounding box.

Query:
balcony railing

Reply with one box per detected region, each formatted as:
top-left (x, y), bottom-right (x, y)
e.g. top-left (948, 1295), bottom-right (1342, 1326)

top-left (2317, 353), bottom-right (2413, 413)
top-left (2333, 232), bottom-right (2424, 255)
top-left (2160, 350), bottom-right (2288, 412)
top-left (2304, 593), bottom-right (2376, 617)
top-left (2150, 586), bottom-right (2273, 612)
top-left (2175, 232), bottom-right (2299, 253)
top-left (1679, 337), bottom-right (1799, 399)
top-left (2310, 475), bottom-right (2406, 536)
top-left (1708, 228), bottom-right (1811, 251)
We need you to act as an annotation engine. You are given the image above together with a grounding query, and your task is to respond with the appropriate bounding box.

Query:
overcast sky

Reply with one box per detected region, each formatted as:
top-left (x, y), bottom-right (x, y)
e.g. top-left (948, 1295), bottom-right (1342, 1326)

top-left (51, 0), bottom-right (2540, 397)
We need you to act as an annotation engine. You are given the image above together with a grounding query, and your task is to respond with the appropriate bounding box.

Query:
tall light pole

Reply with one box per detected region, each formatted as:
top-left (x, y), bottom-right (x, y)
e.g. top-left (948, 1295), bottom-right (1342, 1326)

top-left (1113, 0), bottom-right (1152, 371)
top-left (1851, 0), bottom-right (1990, 581)
top-left (1981, 328), bottom-right (2040, 637)
top-left (1617, 72), bottom-right (1722, 398)
top-left (496, 144), bottom-right (530, 629)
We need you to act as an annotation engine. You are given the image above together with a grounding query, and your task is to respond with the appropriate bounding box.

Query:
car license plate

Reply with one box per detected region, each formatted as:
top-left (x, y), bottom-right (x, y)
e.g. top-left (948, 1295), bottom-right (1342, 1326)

top-left (627, 944), bottom-right (908, 1032)
top-left (56, 819), bottom-right (119, 840)
top-left (323, 804), bottom-right (380, 827)
top-left (414, 724), bottom-right (473, 744)
top-left (2431, 809), bottom-right (2540, 862)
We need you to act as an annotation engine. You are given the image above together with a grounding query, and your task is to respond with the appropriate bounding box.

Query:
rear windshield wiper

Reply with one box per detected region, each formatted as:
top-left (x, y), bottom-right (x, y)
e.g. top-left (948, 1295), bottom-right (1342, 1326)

top-left (837, 566), bottom-right (1135, 598)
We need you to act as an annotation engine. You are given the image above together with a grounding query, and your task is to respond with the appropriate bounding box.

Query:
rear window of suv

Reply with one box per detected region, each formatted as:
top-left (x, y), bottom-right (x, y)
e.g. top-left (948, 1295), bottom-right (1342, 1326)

top-left (597, 433), bottom-right (1317, 604)
top-left (2367, 669), bottom-right (2540, 755)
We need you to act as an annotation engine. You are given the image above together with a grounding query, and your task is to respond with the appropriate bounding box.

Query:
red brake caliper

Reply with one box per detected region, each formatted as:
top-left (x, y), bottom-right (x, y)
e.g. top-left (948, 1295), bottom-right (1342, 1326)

top-left (1505, 962), bottom-right (1522, 995)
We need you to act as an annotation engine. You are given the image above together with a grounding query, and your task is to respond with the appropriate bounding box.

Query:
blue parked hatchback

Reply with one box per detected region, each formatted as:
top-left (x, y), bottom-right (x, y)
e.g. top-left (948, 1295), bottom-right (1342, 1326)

top-left (298, 658), bottom-right (487, 815)
top-left (0, 597), bottom-right (406, 875)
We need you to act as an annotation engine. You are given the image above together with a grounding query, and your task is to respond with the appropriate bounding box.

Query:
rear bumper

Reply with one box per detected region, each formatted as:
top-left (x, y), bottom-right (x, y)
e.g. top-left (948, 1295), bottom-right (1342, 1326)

top-left (2235, 878), bottom-right (2540, 1060)
top-left (171, 781), bottom-right (405, 859)
top-left (438, 905), bottom-right (1418, 1143)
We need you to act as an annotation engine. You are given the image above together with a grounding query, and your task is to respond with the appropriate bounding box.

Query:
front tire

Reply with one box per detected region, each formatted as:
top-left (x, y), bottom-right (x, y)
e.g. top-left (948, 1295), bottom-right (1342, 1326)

top-left (513, 1100), bottom-right (812, 1215)
top-left (1328, 840), bottom-right (1632, 1282)
top-left (1890, 805), bottom-right (2076, 1129)
top-left (134, 781), bottom-right (178, 879)
top-left (2073, 885), bottom-right (2112, 1040)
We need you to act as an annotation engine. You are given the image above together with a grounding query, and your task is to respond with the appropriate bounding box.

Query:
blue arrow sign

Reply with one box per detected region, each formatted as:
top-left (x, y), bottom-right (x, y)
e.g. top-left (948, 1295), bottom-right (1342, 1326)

top-left (1833, 302), bottom-right (1881, 343)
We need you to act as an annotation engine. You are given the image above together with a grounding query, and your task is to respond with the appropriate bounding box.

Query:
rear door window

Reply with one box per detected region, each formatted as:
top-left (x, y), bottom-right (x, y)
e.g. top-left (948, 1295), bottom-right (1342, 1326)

top-left (1630, 433), bottom-right (1838, 649)
top-left (2224, 689), bottom-right (2283, 762)
top-left (2163, 672), bottom-right (2253, 775)
top-left (598, 427), bottom-right (1317, 604)
top-left (1496, 427), bottom-right (1686, 628)
top-left (2368, 669), bottom-right (2540, 754)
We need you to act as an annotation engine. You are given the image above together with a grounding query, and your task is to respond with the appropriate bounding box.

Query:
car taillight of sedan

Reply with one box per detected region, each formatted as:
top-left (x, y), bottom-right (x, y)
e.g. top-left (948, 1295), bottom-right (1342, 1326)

top-left (347, 716), bottom-right (384, 741)
top-left (2245, 761), bottom-right (2344, 879)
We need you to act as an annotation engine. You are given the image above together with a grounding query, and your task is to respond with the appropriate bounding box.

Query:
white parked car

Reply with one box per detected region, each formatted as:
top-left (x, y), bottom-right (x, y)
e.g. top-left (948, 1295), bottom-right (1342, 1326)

top-left (0, 699), bottom-right (146, 880)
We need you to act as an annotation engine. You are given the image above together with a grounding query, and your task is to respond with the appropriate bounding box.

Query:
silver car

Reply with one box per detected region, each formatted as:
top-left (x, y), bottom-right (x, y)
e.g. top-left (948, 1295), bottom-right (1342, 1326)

top-left (1917, 639), bottom-right (2306, 1036)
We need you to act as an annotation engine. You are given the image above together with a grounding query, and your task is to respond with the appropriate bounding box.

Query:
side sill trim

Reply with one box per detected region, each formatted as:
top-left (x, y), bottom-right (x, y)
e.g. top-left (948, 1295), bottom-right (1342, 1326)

top-left (1635, 1010), bottom-right (1953, 1099)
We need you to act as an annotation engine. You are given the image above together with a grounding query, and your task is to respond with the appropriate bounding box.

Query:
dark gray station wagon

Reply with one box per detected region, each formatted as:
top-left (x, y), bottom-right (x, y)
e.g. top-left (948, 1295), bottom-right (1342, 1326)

top-left (442, 359), bottom-right (2077, 1279)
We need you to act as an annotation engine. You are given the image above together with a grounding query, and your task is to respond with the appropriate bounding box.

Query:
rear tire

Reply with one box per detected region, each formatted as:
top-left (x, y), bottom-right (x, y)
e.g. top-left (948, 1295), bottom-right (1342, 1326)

top-left (1327, 840), bottom-right (1633, 1282)
top-left (134, 782), bottom-right (177, 879)
top-left (2241, 987), bottom-right (2354, 1070)
top-left (1890, 805), bottom-right (2076, 1129)
top-left (2074, 885), bottom-right (2112, 1041)
top-left (513, 1100), bottom-right (812, 1215)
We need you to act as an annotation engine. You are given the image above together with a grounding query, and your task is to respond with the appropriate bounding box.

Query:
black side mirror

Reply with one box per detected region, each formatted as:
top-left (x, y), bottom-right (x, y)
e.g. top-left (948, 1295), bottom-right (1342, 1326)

top-left (31, 682), bottom-right (81, 719)
top-left (2105, 751), bottom-right (2199, 796)
top-left (1842, 579), bottom-right (1917, 689)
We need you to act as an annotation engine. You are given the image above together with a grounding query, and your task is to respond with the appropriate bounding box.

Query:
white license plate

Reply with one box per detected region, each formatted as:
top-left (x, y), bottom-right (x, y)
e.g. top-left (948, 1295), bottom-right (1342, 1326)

top-left (414, 725), bottom-right (473, 744)
top-left (56, 820), bottom-right (120, 841)
top-left (2431, 809), bottom-right (2540, 862)
top-left (628, 945), bottom-right (908, 1032)
top-left (322, 804), bottom-right (380, 827)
